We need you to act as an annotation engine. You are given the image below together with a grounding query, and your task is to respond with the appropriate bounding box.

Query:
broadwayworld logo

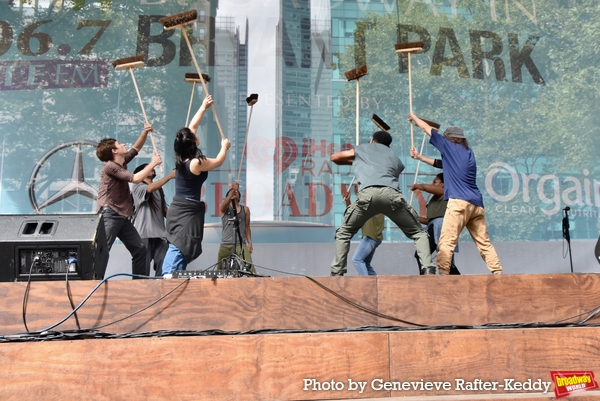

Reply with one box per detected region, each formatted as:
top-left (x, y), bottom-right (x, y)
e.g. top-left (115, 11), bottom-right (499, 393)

top-left (551, 371), bottom-right (599, 399)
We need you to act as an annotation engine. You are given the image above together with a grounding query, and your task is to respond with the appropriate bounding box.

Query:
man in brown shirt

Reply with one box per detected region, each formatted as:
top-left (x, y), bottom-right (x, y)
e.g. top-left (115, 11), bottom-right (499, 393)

top-left (95, 122), bottom-right (162, 278)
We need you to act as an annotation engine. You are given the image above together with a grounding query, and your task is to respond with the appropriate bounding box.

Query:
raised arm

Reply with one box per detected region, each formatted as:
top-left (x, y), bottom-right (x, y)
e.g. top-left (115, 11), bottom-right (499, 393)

top-left (190, 137), bottom-right (231, 174)
top-left (146, 169), bottom-right (176, 193)
top-left (408, 112), bottom-right (433, 136)
top-left (219, 184), bottom-right (238, 216)
top-left (132, 123), bottom-right (154, 152)
top-left (188, 95), bottom-right (214, 146)
top-left (244, 206), bottom-right (252, 253)
top-left (410, 146), bottom-right (438, 167)
top-left (132, 152), bottom-right (162, 184)
top-left (331, 149), bottom-right (355, 166)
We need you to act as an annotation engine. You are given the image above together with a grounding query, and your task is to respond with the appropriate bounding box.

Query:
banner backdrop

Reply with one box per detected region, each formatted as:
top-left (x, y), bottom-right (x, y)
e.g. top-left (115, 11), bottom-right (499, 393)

top-left (0, 0), bottom-right (599, 246)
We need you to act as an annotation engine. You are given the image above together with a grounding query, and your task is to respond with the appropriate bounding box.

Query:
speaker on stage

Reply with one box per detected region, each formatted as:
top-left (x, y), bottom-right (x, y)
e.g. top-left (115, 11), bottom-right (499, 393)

top-left (0, 214), bottom-right (108, 282)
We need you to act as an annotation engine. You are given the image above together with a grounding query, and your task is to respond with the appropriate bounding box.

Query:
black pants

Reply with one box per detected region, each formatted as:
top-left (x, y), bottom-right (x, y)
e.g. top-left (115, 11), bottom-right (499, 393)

top-left (100, 206), bottom-right (147, 278)
top-left (415, 223), bottom-right (460, 275)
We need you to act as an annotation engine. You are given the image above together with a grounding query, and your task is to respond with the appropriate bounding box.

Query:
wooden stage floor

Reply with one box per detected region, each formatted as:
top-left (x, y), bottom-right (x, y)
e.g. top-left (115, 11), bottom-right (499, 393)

top-left (1, 273), bottom-right (600, 400)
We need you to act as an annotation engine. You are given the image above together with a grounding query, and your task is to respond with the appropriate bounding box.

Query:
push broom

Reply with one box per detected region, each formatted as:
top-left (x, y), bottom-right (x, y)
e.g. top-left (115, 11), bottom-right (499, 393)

top-left (112, 55), bottom-right (162, 172)
top-left (394, 41), bottom-right (423, 150)
top-left (344, 65), bottom-right (368, 146)
top-left (237, 94), bottom-right (258, 183)
top-left (184, 72), bottom-right (211, 127)
top-left (409, 118), bottom-right (440, 207)
top-left (160, 10), bottom-right (225, 139)
top-left (372, 113), bottom-right (390, 132)
top-left (342, 65), bottom-right (368, 201)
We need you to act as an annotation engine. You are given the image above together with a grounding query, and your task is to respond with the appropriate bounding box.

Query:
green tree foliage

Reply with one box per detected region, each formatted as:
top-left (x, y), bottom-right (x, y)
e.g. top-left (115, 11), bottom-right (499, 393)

top-left (335, 1), bottom-right (600, 241)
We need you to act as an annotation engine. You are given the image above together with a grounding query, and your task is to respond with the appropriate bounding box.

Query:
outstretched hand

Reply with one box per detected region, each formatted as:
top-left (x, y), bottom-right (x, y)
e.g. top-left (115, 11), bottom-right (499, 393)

top-left (143, 122), bottom-right (154, 133)
top-left (151, 151), bottom-right (162, 166)
top-left (201, 94), bottom-right (214, 110)
top-left (409, 146), bottom-right (420, 160)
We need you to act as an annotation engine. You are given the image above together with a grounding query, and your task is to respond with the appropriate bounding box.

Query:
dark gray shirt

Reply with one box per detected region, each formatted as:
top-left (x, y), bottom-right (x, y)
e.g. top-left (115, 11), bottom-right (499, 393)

top-left (353, 143), bottom-right (404, 191)
top-left (131, 182), bottom-right (166, 239)
top-left (221, 205), bottom-right (248, 245)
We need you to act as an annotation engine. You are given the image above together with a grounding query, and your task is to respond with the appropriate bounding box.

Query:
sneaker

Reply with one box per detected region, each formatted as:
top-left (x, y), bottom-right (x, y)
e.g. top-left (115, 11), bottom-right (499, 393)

top-left (421, 266), bottom-right (436, 275)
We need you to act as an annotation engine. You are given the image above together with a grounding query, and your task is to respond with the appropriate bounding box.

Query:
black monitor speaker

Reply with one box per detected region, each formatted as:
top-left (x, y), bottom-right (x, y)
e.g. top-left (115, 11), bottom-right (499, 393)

top-left (0, 214), bottom-right (108, 282)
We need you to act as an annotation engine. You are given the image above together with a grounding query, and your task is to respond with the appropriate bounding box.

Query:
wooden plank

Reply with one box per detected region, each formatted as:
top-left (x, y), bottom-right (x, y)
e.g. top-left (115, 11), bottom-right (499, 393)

top-left (261, 276), bottom-right (378, 330)
top-left (1, 328), bottom-right (600, 399)
top-left (258, 332), bottom-right (390, 400)
top-left (389, 328), bottom-right (600, 397)
top-left (0, 332), bottom-right (390, 401)
top-left (376, 274), bottom-right (600, 326)
top-left (1, 274), bottom-right (600, 336)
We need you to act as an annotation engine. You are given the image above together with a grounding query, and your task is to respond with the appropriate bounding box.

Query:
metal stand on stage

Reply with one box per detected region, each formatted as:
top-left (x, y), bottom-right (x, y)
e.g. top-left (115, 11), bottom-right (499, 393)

top-left (562, 206), bottom-right (573, 273)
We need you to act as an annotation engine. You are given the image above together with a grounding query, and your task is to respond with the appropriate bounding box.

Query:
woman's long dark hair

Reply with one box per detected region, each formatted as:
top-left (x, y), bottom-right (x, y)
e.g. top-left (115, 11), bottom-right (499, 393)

top-left (174, 127), bottom-right (207, 171)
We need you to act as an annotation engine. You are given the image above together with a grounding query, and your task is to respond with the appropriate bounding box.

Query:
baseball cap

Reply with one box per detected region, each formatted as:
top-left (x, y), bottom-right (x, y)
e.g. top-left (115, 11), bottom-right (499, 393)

top-left (444, 126), bottom-right (465, 138)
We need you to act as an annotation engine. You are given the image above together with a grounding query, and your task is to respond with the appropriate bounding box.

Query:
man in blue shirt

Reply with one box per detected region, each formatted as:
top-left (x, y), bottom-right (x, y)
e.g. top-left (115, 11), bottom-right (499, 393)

top-left (409, 112), bottom-right (502, 275)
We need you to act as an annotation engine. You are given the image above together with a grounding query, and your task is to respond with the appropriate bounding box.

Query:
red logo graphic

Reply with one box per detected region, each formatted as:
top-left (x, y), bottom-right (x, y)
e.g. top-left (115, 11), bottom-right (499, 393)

top-left (550, 370), bottom-right (598, 398)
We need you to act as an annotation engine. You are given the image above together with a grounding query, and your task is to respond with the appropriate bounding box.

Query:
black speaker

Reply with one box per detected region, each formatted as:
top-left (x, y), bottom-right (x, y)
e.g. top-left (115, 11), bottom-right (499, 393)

top-left (0, 214), bottom-right (108, 282)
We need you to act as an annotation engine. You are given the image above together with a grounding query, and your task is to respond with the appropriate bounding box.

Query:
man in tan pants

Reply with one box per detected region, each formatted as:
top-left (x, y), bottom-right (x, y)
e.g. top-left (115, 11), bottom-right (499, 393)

top-left (409, 113), bottom-right (502, 275)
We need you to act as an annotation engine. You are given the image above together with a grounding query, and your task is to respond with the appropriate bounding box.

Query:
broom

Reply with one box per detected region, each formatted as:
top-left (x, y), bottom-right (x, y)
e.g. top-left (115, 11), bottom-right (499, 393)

top-left (160, 10), bottom-right (225, 139)
top-left (409, 118), bottom-right (440, 207)
top-left (344, 65), bottom-right (368, 146)
top-left (112, 55), bottom-right (162, 172)
top-left (184, 72), bottom-right (211, 127)
top-left (371, 114), bottom-right (390, 132)
top-left (237, 94), bottom-right (258, 183)
top-left (395, 41), bottom-right (424, 150)
top-left (342, 65), bottom-right (368, 202)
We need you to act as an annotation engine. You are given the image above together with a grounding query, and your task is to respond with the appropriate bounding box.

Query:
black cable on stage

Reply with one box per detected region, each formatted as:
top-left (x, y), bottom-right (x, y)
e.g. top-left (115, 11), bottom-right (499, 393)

top-left (250, 261), bottom-right (427, 327)
top-left (30, 273), bottom-right (163, 334)
top-left (21, 257), bottom-right (38, 333)
top-left (65, 268), bottom-right (82, 331)
top-left (5, 320), bottom-right (600, 343)
top-left (88, 276), bottom-right (191, 330)
top-left (9, 257), bottom-right (600, 343)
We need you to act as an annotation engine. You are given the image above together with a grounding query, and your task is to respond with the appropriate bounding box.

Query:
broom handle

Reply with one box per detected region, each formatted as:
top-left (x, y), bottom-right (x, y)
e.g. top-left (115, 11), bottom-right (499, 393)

top-left (408, 52), bottom-right (414, 150)
top-left (237, 104), bottom-right (254, 182)
top-left (355, 79), bottom-right (360, 146)
top-left (409, 132), bottom-right (427, 207)
top-left (181, 27), bottom-right (226, 140)
top-left (185, 81), bottom-right (196, 127)
top-left (129, 68), bottom-right (163, 173)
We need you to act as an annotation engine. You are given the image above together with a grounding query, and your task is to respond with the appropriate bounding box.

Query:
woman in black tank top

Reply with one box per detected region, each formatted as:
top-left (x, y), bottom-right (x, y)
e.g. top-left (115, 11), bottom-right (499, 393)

top-left (162, 95), bottom-right (231, 275)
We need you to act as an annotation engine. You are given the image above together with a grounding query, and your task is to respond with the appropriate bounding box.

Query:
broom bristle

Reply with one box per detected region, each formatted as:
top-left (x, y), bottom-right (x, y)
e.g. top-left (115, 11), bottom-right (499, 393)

top-left (395, 41), bottom-right (424, 54)
top-left (372, 114), bottom-right (390, 131)
top-left (112, 55), bottom-right (144, 69)
top-left (184, 72), bottom-right (210, 83)
top-left (422, 118), bottom-right (440, 130)
top-left (246, 94), bottom-right (259, 106)
top-left (344, 64), bottom-right (368, 81)
top-left (160, 9), bottom-right (198, 29)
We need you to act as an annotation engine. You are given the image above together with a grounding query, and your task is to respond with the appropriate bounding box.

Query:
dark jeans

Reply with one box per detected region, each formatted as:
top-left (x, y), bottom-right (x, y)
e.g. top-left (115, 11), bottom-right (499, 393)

top-left (142, 237), bottom-right (169, 277)
top-left (100, 206), bottom-right (147, 278)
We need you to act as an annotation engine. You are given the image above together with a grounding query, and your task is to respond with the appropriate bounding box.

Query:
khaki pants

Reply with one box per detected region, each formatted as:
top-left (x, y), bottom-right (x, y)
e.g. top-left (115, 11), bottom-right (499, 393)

top-left (437, 199), bottom-right (502, 274)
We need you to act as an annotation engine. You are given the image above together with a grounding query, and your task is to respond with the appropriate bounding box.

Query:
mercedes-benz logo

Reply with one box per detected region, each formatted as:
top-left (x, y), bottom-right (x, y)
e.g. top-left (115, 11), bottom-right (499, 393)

top-left (28, 140), bottom-right (100, 214)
